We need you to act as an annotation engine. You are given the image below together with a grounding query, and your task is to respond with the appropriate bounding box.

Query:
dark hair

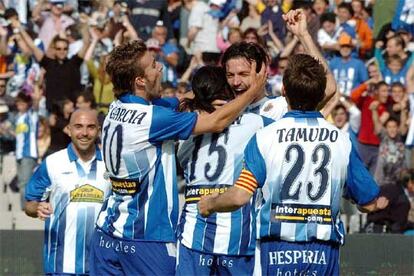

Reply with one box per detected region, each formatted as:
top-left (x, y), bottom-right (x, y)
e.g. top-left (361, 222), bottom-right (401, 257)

top-left (386, 54), bottom-right (403, 66)
top-left (384, 117), bottom-right (399, 127)
top-left (183, 66), bottom-right (234, 113)
top-left (106, 40), bottom-right (147, 97)
top-left (387, 34), bottom-right (406, 50)
top-left (221, 42), bottom-right (269, 73)
top-left (398, 169), bottom-right (414, 188)
top-left (15, 92), bottom-right (32, 104)
top-left (4, 8), bottom-right (18, 20)
top-left (337, 2), bottom-right (354, 17)
top-left (374, 81), bottom-right (389, 91)
top-left (332, 104), bottom-right (348, 118)
top-left (283, 54), bottom-right (326, 111)
top-left (242, 28), bottom-right (265, 46)
top-left (51, 36), bottom-right (69, 47)
top-left (77, 90), bottom-right (97, 109)
top-left (320, 12), bottom-right (336, 25)
top-left (390, 81), bottom-right (405, 91)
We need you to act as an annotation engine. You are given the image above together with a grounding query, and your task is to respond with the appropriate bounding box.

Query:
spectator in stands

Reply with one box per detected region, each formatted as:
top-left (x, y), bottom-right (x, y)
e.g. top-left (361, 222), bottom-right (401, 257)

top-left (19, 25), bottom-right (90, 111)
top-left (372, 106), bottom-right (406, 186)
top-left (260, 0), bottom-right (285, 43)
top-left (239, 2), bottom-right (261, 33)
top-left (388, 82), bottom-right (409, 123)
top-left (37, 116), bottom-right (50, 161)
top-left (365, 169), bottom-right (414, 233)
top-left (313, 0), bottom-right (329, 16)
top-left (351, 81), bottom-right (391, 174)
top-left (0, 102), bottom-right (15, 155)
top-left (349, 0), bottom-right (373, 58)
top-left (15, 92), bottom-right (40, 209)
top-left (75, 90), bottom-right (96, 110)
top-left (24, 109), bottom-right (111, 275)
top-left (243, 27), bottom-right (265, 46)
top-left (317, 12), bottom-right (341, 59)
top-left (150, 22), bottom-right (179, 86)
top-left (48, 98), bottom-right (73, 154)
top-left (127, 0), bottom-right (173, 41)
top-left (187, 0), bottom-right (222, 56)
top-left (329, 33), bottom-right (368, 97)
top-left (32, 0), bottom-right (75, 48)
top-left (0, 78), bottom-right (14, 111)
top-left (336, 2), bottom-right (357, 38)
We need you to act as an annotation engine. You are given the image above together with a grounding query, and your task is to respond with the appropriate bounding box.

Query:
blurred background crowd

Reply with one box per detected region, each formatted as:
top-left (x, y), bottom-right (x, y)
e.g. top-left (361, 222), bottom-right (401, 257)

top-left (0, 0), bottom-right (413, 234)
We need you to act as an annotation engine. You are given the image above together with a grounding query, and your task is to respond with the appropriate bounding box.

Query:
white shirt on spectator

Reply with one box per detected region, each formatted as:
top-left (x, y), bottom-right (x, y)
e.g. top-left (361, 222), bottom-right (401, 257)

top-left (188, 1), bottom-right (220, 54)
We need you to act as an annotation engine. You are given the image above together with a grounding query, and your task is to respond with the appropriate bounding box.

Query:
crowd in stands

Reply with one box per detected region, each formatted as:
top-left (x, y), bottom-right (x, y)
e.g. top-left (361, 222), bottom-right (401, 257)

top-left (0, 0), bottom-right (413, 234)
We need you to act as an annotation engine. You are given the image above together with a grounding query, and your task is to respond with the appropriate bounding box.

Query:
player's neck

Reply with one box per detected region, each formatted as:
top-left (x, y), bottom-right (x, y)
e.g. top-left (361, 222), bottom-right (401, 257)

top-left (251, 90), bottom-right (266, 103)
top-left (74, 147), bottom-right (96, 162)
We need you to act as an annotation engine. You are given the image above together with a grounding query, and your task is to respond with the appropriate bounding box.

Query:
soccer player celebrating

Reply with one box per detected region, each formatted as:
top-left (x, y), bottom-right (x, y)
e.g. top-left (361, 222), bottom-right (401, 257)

top-left (198, 9), bottom-right (388, 275)
top-left (89, 40), bottom-right (266, 275)
top-left (176, 66), bottom-right (273, 275)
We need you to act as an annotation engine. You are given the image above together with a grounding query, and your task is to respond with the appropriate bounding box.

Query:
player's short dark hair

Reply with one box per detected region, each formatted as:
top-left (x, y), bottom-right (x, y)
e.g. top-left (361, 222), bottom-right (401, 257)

top-left (221, 42), bottom-right (269, 73)
top-left (51, 36), bottom-right (69, 47)
top-left (106, 40), bottom-right (147, 97)
top-left (283, 54), bottom-right (326, 111)
top-left (183, 66), bottom-right (234, 113)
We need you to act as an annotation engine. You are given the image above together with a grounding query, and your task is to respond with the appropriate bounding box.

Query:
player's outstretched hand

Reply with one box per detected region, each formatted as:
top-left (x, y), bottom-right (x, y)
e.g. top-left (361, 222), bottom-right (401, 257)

top-left (282, 9), bottom-right (308, 38)
top-left (37, 201), bottom-right (53, 220)
top-left (246, 61), bottom-right (267, 98)
top-left (198, 193), bottom-right (219, 217)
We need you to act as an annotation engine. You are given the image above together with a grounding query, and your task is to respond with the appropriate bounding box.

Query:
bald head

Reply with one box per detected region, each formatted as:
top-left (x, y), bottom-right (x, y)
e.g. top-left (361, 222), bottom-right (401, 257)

top-left (69, 108), bottom-right (99, 126)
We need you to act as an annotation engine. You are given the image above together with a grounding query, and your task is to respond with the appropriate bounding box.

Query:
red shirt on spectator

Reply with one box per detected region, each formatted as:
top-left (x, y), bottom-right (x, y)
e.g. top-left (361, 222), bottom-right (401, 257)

top-left (351, 83), bottom-right (388, 146)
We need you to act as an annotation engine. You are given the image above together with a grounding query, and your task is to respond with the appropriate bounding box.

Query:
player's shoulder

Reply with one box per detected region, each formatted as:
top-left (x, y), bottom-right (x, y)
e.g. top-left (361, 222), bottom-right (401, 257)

top-left (43, 148), bottom-right (71, 170)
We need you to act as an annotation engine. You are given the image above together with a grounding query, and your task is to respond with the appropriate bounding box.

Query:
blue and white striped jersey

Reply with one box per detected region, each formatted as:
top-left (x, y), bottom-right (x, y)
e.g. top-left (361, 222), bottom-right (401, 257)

top-left (245, 96), bottom-right (288, 121)
top-left (96, 94), bottom-right (197, 242)
top-left (15, 109), bottom-right (38, 160)
top-left (243, 111), bottom-right (379, 245)
top-left (25, 144), bottom-right (111, 274)
top-left (177, 113), bottom-right (273, 255)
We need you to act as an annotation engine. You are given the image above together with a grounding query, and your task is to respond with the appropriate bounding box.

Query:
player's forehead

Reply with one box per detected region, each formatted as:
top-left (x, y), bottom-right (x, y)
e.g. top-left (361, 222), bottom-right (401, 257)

top-left (225, 57), bottom-right (251, 74)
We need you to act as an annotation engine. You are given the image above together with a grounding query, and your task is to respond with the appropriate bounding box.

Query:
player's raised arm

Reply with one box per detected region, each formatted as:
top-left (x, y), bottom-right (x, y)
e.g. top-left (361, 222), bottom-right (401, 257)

top-left (192, 61), bottom-right (266, 135)
top-left (283, 9), bottom-right (336, 109)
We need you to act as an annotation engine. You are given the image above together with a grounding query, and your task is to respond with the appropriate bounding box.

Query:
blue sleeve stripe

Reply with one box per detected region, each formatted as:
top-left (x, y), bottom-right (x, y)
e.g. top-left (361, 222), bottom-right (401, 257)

top-left (344, 144), bottom-right (379, 205)
top-left (261, 116), bottom-right (274, 127)
top-left (244, 135), bottom-right (267, 186)
top-left (25, 160), bottom-right (52, 201)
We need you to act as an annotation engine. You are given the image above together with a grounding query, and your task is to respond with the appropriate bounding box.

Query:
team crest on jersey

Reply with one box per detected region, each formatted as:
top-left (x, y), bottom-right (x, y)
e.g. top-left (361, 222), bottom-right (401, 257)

top-left (263, 103), bottom-right (274, 112)
top-left (70, 184), bottom-right (104, 203)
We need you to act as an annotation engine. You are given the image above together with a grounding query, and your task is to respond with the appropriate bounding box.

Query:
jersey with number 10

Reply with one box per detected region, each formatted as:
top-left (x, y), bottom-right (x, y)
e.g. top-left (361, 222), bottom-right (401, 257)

top-left (177, 113), bottom-right (273, 255)
top-left (244, 111), bottom-right (379, 245)
top-left (96, 94), bottom-right (197, 242)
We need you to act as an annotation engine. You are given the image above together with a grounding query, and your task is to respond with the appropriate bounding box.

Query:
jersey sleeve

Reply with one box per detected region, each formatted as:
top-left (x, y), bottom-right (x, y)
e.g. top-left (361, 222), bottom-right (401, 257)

top-left (149, 106), bottom-right (198, 144)
top-left (343, 143), bottom-right (380, 205)
top-left (243, 134), bottom-right (267, 187)
top-left (152, 97), bottom-right (180, 110)
top-left (25, 160), bottom-right (52, 202)
top-left (261, 116), bottom-right (274, 127)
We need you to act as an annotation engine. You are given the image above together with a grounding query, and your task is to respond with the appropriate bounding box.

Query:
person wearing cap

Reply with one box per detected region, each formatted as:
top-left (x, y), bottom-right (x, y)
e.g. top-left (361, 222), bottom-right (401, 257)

top-left (329, 33), bottom-right (368, 97)
top-left (32, 0), bottom-right (75, 49)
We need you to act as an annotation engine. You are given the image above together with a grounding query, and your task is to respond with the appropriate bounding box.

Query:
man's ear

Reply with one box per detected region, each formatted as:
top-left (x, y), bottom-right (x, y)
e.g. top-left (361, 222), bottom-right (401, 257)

top-left (135, 76), bottom-right (145, 89)
top-left (281, 85), bottom-right (286, 97)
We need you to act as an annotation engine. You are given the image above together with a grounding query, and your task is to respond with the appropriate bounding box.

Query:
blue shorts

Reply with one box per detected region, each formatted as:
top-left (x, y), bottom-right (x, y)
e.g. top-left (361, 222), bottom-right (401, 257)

top-left (89, 229), bottom-right (176, 276)
top-left (256, 239), bottom-right (339, 276)
top-left (176, 242), bottom-right (254, 276)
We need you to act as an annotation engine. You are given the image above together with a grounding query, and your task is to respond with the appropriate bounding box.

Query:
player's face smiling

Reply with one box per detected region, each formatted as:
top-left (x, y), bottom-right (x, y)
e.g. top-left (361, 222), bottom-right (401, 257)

top-left (225, 57), bottom-right (252, 95)
top-left (69, 114), bottom-right (99, 154)
top-left (141, 51), bottom-right (163, 100)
